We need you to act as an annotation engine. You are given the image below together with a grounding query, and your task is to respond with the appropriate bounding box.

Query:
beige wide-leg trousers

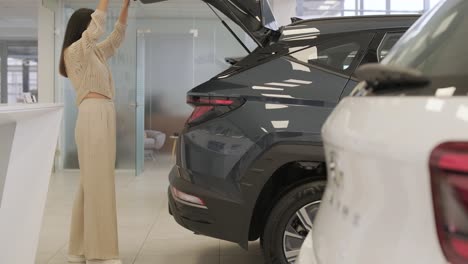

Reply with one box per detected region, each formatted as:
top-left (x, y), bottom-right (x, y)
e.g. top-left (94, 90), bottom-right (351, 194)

top-left (69, 98), bottom-right (119, 260)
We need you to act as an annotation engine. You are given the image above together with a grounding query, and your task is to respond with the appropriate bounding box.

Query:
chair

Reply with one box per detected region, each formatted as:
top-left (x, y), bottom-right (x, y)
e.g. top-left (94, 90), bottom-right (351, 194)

top-left (144, 130), bottom-right (166, 160)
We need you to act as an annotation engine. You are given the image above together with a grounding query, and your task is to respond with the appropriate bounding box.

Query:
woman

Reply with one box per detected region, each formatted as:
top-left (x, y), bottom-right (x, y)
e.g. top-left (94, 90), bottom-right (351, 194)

top-left (59, 0), bottom-right (129, 263)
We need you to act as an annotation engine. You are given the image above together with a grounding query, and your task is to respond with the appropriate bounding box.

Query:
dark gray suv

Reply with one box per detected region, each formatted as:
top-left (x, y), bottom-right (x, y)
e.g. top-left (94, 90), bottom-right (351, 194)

top-left (142, 1), bottom-right (418, 263)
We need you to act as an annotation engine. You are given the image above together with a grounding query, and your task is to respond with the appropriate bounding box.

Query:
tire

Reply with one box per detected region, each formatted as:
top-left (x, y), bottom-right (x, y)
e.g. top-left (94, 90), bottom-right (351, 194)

top-left (262, 181), bottom-right (326, 264)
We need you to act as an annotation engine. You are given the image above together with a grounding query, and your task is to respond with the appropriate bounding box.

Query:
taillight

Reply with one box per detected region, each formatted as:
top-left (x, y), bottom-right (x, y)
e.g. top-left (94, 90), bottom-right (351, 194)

top-left (186, 95), bottom-right (244, 125)
top-left (430, 142), bottom-right (468, 263)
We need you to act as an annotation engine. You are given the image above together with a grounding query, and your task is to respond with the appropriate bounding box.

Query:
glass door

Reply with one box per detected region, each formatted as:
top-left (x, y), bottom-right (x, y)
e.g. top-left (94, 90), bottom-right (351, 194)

top-left (107, 15), bottom-right (137, 173)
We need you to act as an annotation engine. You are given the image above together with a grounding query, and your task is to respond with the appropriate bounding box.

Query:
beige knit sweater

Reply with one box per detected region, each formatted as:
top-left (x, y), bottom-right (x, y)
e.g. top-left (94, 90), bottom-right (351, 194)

top-left (64, 10), bottom-right (127, 105)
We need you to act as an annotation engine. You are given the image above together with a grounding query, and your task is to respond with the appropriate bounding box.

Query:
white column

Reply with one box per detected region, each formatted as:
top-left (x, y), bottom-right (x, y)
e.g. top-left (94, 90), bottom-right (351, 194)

top-left (38, 2), bottom-right (55, 103)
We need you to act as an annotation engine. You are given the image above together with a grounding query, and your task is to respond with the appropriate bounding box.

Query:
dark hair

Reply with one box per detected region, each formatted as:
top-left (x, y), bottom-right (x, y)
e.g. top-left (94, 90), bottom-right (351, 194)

top-left (59, 8), bottom-right (94, 77)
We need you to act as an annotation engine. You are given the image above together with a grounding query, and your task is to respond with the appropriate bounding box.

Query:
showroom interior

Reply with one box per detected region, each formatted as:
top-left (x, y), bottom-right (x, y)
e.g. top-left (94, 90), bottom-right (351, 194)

top-left (2, 0), bottom-right (465, 264)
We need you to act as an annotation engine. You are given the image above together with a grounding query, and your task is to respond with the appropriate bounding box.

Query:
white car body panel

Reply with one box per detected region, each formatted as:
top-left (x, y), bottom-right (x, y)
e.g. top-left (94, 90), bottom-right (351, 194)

top-left (296, 232), bottom-right (317, 264)
top-left (311, 97), bottom-right (468, 264)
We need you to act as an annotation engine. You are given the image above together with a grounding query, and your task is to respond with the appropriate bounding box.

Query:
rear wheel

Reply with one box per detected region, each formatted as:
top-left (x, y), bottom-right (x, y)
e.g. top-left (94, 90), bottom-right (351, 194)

top-left (262, 181), bottom-right (325, 264)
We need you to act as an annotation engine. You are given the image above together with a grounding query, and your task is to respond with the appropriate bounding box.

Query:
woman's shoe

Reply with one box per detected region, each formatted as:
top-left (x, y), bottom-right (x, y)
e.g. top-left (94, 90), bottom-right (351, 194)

top-left (86, 260), bottom-right (122, 264)
top-left (68, 255), bottom-right (86, 263)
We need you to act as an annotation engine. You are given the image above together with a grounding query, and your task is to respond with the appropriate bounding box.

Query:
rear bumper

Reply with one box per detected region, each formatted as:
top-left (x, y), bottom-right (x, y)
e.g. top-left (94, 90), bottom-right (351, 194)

top-left (168, 186), bottom-right (213, 232)
top-left (167, 166), bottom-right (250, 247)
top-left (296, 232), bottom-right (319, 264)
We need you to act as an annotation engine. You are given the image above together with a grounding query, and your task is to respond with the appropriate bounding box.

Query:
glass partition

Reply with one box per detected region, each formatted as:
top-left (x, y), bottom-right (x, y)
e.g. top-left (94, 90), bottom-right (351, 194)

top-left (136, 2), bottom-right (252, 155)
top-left (55, 1), bottom-right (252, 172)
top-left (56, 5), bottom-right (138, 171)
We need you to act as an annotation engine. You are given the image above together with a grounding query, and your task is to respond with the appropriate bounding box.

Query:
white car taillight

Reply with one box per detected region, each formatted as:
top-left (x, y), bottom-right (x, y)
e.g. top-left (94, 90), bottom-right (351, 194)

top-left (171, 186), bottom-right (207, 209)
top-left (430, 142), bottom-right (468, 263)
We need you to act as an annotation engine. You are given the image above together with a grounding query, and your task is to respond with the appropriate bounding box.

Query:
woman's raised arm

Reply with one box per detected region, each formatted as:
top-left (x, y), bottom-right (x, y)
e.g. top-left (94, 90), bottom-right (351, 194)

top-left (97, 0), bottom-right (109, 13)
top-left (97, 0), bottom-right (130, 59)
top-left (68, 0), bottom-right (110, 57)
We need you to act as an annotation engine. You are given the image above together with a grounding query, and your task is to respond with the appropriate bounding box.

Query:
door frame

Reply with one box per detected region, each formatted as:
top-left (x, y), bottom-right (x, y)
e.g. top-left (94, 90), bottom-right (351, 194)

top-left (136, 31), bottom-right (146, 176)
top-left (0, 42), bottom-right (6, 104)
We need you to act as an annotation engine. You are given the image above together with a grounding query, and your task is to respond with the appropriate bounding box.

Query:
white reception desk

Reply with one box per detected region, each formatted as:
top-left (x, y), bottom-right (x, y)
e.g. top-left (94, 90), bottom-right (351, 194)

top-left (0, 104), bottom-right (63, 264)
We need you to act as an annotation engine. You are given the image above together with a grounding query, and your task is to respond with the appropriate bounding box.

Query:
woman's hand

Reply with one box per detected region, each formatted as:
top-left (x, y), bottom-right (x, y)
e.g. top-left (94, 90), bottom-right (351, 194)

top-left (119, 0), bottom-right (130, 24)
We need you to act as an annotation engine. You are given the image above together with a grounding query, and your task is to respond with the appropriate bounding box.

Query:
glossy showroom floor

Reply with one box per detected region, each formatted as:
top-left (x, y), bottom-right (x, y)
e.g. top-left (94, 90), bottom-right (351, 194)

top-left (36, 156), bottom-right (263, 264)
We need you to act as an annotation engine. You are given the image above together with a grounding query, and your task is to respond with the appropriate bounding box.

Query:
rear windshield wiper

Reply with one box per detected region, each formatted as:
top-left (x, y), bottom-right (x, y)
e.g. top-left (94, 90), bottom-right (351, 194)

top-left (206, 3), bottom-right (251, 54)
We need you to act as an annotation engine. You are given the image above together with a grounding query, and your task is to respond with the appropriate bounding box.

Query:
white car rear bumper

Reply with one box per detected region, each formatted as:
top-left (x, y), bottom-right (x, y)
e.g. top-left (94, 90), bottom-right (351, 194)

top-left (296, 232), bottom-right (318, 264)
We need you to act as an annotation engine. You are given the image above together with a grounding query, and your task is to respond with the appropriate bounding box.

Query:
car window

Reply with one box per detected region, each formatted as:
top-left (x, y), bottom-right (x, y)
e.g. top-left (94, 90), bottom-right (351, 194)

top-left (342, 50), bottom-right (358, 70)
top-left (289, 40), bottom-right (361, 73)
top-left (365, 0), bottom-right (468, 96)
top-left (377, 32), bottom-right (404, 62)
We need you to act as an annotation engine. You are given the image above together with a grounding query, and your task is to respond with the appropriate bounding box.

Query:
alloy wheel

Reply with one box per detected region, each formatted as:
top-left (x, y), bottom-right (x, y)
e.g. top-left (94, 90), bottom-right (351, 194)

top-left (282, 201), bottom-right (321, 263)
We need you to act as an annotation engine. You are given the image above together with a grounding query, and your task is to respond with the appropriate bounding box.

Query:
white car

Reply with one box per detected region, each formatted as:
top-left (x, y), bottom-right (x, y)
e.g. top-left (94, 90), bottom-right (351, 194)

top-left (297, 0), bottom-right (468, 263)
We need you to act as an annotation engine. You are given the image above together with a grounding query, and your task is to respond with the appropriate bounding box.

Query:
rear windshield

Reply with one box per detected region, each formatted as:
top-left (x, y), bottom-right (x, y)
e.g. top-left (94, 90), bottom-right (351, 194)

top-left (383, 0), bottom-right (468, 78)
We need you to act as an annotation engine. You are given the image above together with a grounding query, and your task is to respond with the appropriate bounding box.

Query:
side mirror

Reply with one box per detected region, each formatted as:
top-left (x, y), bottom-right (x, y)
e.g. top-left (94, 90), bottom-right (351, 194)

top-left (355, 63), bottom-right (430, 92)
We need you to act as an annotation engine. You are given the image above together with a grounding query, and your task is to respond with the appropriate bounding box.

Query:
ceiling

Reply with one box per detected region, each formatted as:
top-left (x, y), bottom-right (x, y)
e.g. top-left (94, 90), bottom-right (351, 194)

top-left (0, 0), bottom-right (231, 41)
top-left (1, 0), bottom-right (423, 42)
top-left (64, 0), bottom-right (215, 19)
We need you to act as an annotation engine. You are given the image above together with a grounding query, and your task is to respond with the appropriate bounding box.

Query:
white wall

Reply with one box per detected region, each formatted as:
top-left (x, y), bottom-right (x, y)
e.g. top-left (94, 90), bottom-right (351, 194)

top-left (0, 0), bottom-right (38, 40)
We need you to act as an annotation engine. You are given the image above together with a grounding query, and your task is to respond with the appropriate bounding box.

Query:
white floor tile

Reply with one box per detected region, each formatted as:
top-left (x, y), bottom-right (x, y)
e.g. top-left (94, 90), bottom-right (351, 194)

top-left (134, 254), bottom-right (219, 264)
top-left (139, 237), bottom-right (220, 256)
top-left (36, 158), bottom-right (264, 264)
top-left (221, 255), bottom-right (265, 264)
top-left (220, 241), bottom-right (262, 256)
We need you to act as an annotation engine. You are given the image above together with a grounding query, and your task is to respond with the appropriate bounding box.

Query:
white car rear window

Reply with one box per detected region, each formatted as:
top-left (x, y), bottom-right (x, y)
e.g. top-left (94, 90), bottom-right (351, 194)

top-left (383, 0), bottom-right (468, 78)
